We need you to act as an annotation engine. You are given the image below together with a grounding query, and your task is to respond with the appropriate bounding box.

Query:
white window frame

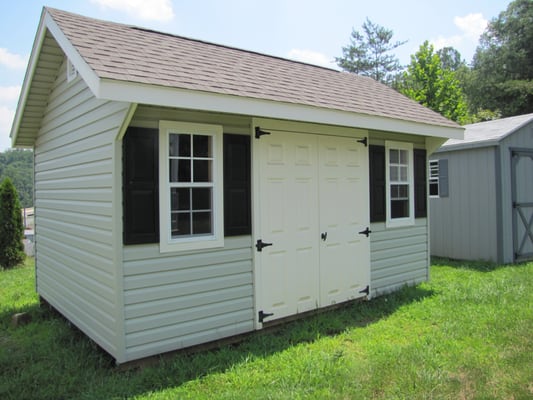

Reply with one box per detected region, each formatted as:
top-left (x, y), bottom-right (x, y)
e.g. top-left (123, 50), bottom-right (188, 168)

top-left (159, 120), bottom-right (224, 253)
top-left (429, 160), bottom-right (440, 197)
top-left (385, 140), bottom-right (415, 228)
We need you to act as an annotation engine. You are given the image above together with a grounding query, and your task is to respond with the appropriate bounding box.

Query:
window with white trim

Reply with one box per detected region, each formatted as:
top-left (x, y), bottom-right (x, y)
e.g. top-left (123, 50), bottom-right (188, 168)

top-left (159, 121), bottom-right (224, 252)
top-left (385, 141), bottom-right (415, 227)
top-left (429, 160), bottom-right (439, 197)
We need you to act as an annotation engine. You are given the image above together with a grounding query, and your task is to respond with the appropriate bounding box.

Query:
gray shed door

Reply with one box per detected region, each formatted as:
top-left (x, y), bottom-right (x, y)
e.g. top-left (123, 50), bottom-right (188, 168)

top-left (512, 149), bottom-right (533, 261)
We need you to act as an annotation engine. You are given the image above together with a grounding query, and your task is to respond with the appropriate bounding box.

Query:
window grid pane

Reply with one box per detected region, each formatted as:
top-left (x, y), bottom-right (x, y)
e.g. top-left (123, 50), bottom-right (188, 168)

top-left (389, 147), bottom-right (411, 220)
top-left (168, 133), bottom-right (215, 239)
top-left (429, 160), bottom-right (439, 196)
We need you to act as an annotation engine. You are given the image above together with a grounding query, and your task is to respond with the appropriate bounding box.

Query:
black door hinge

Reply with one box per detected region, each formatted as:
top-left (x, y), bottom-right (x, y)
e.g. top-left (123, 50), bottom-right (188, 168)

top-left (359, 285), bottom-right (370, 295)
top-left (255, 126), bottom-right (271, 139)
top-left (356, 137), bottom-right (368, 147)
top-left (256, 239), bottom-right (273, 252)
top-left (358, 227), bottom-right (372, 237)
top-left (258, 310), bottom-right (274, 323)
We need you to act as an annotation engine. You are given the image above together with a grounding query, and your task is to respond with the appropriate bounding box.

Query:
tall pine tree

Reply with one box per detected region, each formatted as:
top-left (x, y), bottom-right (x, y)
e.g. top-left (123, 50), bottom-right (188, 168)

top-left (0, 178), bottom-right (25, 269)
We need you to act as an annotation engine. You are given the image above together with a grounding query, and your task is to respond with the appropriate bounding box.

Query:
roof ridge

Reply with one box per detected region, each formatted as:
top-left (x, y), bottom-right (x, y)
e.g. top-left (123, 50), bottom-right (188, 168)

top-left (45, 6), bottom-right (341, 73)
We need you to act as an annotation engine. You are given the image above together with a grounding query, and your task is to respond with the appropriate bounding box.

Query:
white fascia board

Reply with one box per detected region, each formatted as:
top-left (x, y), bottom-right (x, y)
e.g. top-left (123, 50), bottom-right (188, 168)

top-left (42, 12), bottom-right (101, 96)
top-left (98, 78), bottom-right (465, 140)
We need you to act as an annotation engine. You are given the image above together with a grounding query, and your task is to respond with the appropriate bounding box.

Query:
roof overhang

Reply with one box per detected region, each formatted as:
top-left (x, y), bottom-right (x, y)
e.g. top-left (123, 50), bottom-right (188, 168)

top-left (95, 78), bottom-right (464, 140)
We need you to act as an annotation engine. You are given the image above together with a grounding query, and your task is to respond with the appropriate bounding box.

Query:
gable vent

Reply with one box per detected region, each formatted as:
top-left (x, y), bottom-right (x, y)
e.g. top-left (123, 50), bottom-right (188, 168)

top-left (67, 58), bottom-right (77, 83)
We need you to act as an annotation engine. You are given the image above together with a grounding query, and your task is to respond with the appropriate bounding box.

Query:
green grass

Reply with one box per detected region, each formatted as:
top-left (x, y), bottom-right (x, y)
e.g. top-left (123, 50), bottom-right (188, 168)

top-left (1, 258), bottom-right (532, 399)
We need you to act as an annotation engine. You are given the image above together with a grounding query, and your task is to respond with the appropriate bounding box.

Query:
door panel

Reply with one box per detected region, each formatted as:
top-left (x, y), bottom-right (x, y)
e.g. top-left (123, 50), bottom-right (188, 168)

top-left (318, 136), bottom-right (370, 305)
top-left (258, 132), bottom-right (319, 320)
top-left (512, 150), bottom-right (533, 261)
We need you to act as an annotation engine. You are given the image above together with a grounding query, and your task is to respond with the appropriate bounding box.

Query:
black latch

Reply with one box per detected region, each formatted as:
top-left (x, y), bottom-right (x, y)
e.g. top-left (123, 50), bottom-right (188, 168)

top-left (256, 239), bottom-right (273, 252)
top-left (258, 310), bottom-right (274, 323)
top-left (356, 137), bottom-right (368, 147)
top-left (321, 232), bottom-right (327, 241)
top-left (358, 227), bottom-right (372, 237)
top-left (255, 126), bottom-right (271, 139)
top-left (359, 285), bottom-right (370, 295)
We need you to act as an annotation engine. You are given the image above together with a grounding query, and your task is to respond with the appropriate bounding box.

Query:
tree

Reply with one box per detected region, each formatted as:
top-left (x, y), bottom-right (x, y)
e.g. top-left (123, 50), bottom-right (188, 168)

top-left (396, 41), bottom-right (469, 124)
top-left (336, 18), bottom-right (406, 85)
top-left (0, 178), bottom-right (25, 269)
top-left (0, 149), bottom-right (33, 208)
top-left (468, 0), bottom-right (533, 117)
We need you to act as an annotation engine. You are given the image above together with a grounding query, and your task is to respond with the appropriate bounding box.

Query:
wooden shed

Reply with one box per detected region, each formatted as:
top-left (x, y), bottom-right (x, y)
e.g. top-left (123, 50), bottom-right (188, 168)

top-left (11, 7), bottom-right (462, 363)
top-left (430, 113), bottom-right (533, 263)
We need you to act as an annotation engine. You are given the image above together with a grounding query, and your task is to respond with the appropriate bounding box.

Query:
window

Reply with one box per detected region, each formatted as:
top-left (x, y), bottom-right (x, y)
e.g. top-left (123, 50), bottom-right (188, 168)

top-left (429, 160), bottom-right (439, 197)
top-left (385, 141), bottom-right (415, 227)
top-left (159, 121), bottom-right (224, 252)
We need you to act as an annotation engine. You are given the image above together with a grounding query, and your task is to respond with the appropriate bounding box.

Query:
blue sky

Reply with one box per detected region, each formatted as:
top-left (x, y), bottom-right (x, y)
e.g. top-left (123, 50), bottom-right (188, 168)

top-left (0, 0), bottom-right (512, 151)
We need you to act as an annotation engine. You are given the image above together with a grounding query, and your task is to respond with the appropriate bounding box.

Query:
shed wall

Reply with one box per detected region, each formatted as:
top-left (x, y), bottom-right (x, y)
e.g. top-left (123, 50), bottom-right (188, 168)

top-left (430, 147), bottom-right (498, 261)
top-left (370, 219), bottom-right (428, 296)
top-left (122, 106), bottom-right (254, 361)
top-left (34, 58), bottom-right (131, 356)
top-left (122, 237), bottom-right (254, 361)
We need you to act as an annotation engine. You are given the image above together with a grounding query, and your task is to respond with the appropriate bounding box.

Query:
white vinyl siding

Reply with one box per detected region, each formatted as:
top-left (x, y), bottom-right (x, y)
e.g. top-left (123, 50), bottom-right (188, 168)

top-left (370, 219), bottom-right (429, 296)
top-left (34, 57), bottom-right (131, 357)
top-left (122, 237), bottom-right (254, 362)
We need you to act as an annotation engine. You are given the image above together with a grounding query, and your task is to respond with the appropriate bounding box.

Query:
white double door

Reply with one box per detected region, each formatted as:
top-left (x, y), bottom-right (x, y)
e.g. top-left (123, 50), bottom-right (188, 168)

top-left (256, 130), bottom-right (370, 322)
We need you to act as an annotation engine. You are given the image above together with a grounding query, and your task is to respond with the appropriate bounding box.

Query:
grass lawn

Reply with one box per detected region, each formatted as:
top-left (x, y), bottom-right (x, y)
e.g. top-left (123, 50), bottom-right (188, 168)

top-left (1, 258), bottom-right (532, 399)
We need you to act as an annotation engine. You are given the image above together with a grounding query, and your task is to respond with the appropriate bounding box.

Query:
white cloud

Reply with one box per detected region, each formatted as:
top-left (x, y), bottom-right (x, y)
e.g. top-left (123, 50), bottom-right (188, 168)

top-left (430, 13), bottom-right (488, 60)
top-left (0, 106), bottom-right (14, 151)
top-left (0, 86), bottom-right (21, 104)
top-left (454, 13), bottom-right (488, 41)
top-left (287, 49), bottom-right (337, 69)
top-left (90, 0), bottom-right (175, 22)
top-left (0, 48), bottom-right (27, 70)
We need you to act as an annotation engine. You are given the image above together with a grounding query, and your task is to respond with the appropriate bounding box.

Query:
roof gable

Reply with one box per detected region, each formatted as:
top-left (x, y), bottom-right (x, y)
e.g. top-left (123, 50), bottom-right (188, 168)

top-left (11, 7), bottom-right (463, 147)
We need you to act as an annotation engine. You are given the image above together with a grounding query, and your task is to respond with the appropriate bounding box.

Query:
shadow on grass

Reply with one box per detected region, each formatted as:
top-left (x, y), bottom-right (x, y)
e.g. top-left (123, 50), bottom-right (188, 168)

top-left (430, 256), bottom-right (510, 272)
top-left (0, 283), bottom-right (433, 399)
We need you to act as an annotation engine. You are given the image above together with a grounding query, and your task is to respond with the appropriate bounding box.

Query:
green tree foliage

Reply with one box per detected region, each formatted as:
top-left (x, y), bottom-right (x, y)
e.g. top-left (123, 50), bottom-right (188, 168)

top-left (336, 18), bottom-right (406, 86)
top-left (468, 0), bottom-right (533, 117)
top-left (396, 41), bottom-right (469, 124)
top-left (0, 178), bottom-right (25, 269)
top-left (0, 149), bottom-right (33, 208)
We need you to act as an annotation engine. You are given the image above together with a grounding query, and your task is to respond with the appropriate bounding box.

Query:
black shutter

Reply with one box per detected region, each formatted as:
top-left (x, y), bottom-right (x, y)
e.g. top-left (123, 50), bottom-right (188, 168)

top-left (414, 149), bottom-right (427, 218)
top-left (369, 145), bottom-right (386, 222)
top-left (224, 134), bottom-right (251, 236)
top-left (123, 127), bottom-right (159, 245)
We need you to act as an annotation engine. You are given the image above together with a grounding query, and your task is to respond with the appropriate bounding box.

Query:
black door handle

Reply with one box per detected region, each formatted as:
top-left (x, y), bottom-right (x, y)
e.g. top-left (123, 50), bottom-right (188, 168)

top-left (256, 239), bottom-right (273, 252)
top-left (321, 232), bottom-right (327, 241)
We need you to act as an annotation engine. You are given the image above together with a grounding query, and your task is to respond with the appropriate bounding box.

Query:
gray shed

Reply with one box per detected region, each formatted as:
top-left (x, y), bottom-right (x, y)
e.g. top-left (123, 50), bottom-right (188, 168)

top-left (430, 113), bottom-right (533, 263)
top-left (11, 7), bottom-right (462, 363)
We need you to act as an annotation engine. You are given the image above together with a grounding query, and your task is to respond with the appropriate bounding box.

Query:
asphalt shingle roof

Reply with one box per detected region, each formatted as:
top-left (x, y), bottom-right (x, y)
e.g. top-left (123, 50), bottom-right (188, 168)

top-left (440, 113), bottom-right (533, 150)
top-left (46, 7), bottom-right (458, 129)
